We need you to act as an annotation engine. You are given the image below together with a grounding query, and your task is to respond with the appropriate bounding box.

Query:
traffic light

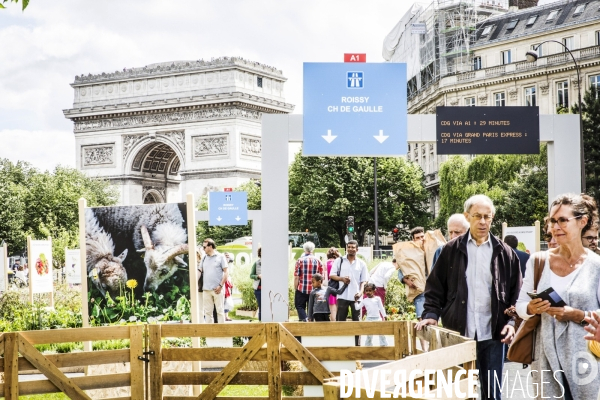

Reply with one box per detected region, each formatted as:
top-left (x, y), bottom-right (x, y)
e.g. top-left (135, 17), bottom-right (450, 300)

top-left (392, 227), bottom-right (400, 242)
top-left (347, 216), bottom-right (355, 235)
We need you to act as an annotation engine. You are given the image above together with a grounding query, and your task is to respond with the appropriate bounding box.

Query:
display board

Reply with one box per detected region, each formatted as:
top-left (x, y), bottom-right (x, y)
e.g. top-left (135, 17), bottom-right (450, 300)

top-left (0, 243), bottom-right (6, 292)
top-left (503, 224), bottom-right (539, 253)
top-left (436, 106), bottom-right (540, 154)
top-left (65, 248), bottom-right (82, 285)
top-left (29, 239), bottom-right (53, 294)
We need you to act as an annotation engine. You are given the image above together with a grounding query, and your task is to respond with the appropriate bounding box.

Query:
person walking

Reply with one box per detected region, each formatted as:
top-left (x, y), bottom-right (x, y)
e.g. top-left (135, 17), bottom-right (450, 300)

top-left (355, 282), bottom-right (388, 346)
top-left (325, 247), bottom-right (341, 321)
top-left (198, 238), bottom-right (228, 324)
top-left (329, 240), bottom-right (369, 346)
top-left (431, 213), bottom-right (469, 266)
top-left (366, 258), bottom-right (400, 307)
top-left (417, 194), bottom-right (522, 400)
top-left (397, 227), bottom-right (427, 321)
top-left (250, 247), bottom-right (262, 321)
top-left (293, 242), bottom-right (323, 322)
top-left (516, 193), bottom-right (600, 400)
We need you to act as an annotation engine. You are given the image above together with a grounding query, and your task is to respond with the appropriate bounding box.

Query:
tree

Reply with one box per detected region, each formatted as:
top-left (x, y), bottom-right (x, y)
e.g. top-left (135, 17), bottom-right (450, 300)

top-left (288, 152), bottom-right (430, 247)
top-left (196, 180), bottom-right (261, 245)
top-left (0, 160), bottom-right (118, 265)
top-left (0, 0), bottom-right (29, 10)
top-left (436, 148), bottom-right (548, 236)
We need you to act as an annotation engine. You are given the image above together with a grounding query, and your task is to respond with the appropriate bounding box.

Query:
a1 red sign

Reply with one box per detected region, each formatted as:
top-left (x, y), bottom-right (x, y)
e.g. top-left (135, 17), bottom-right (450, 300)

top-left (224, 188), bottom-right (233, 192)
top-left (344, 53), bottom-right (366, 63)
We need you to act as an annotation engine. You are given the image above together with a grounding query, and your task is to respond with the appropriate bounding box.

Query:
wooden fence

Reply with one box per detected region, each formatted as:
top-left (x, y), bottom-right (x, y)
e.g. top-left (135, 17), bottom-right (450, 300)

top-left (0, 321), bottom-right (476, 400)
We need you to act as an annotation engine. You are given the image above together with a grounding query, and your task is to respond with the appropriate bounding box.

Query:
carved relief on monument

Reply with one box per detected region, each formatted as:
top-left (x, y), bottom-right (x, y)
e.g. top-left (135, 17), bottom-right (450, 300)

top-left (240, 134), bottom-right (261, 158)
top-left (143, 185), bottom-right (166, 200)
top-left (82, 144), bottom-right (115, 167)
top-left (122, 134), bottom-right (148, 160)
top-left (540, 83), bottom-right (549, 95)
top-left (158, 130), bottom-right (185, 154)
top-left (192, 134), bottom-right (229, 159)
top-left (74, 107), bottom-right (262, 133)
top-left (508, 88), bottom-right (518, 101)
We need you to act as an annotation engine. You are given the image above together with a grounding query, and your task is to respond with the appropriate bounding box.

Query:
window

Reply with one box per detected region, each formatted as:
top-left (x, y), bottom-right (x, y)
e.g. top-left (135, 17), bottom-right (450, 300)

top-left (525, 87), bottom-right (537, 106)
top-left (596, 31), bottom-right (600, 45)
top-left (546, 10), bottom-right (559, 22)
top-left (526, 15), bottom-right (538, 26)
top-left (495, 92), bottom-right (506, 106)
top-left (481, 25), bottom-right (493, 36)
top-left (465, 97), bottom-right (476, 107)
top-left (501, 50), bottom-right (512, 65)
top-left (563, 37), bottom-right (574, 51)
top-left (557, 81), bottom-right (569, 108)
top-left (590, 75), bottom-right (600, 97)
top-left (532, 44), bottom-right (544, 57)
top-left (473, 56), bottom-right (482, 70)
top-left (506, 19), bottom-right (519, 30)
top-left (257, 77), bottom-right (263, 88)
top-left (573, 4), bottom-right (586, 16)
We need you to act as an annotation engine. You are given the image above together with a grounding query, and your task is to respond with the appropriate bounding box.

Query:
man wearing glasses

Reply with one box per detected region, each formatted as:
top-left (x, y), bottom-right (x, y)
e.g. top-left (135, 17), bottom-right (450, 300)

top-left (198, 238), bottom-right (228, 323)
top-left (417, 194), bottom-right (522, 400)
top-left (582, 226), bottom-right (600, 255)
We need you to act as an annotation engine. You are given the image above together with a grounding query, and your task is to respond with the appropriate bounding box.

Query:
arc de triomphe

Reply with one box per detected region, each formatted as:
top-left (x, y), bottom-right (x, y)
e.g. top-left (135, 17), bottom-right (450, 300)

top-left (63, 57), bottom-right (294, 205)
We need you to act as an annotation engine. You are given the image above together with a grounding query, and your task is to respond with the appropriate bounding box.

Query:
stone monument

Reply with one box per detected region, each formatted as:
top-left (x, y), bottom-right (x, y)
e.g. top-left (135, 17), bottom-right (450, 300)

top-left (63, 57), bottom-right (294, 205)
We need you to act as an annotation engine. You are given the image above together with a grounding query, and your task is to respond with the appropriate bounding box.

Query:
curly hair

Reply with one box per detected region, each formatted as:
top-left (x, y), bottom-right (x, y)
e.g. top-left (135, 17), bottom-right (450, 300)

top-left (550, 193), bottom-right (599, 233)
top-left (326, 247), bottom-right (340, 260)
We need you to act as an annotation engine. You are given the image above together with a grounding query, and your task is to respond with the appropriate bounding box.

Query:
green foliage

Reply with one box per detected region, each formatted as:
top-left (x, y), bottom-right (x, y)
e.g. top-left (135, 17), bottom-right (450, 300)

top-left (232, 263), bottom-right (258, 311)
top-left (0, 160), bottom-right (118, 262)
top-left (436, 148), bottom-right (548, 235)
top-left (289, 153), bottom-right (431, 247)
top-left (0, 0), bottom-right (29, 10)
top-left (384, 277), bottom-right (417, 321)
top-left (196, 180), bottom-right (261, 245)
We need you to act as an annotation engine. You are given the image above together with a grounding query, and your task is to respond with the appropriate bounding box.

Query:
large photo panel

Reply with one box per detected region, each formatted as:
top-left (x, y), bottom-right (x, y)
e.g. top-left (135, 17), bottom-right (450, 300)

top-left (85, 203), bottom-right (190, 323)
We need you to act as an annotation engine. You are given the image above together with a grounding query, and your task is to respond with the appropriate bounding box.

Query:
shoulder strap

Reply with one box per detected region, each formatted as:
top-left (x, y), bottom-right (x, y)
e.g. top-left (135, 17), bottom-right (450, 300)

top-left (533, 251), bottom-right (547, 290)
top-left (337, 257), bottom-right (344, 275)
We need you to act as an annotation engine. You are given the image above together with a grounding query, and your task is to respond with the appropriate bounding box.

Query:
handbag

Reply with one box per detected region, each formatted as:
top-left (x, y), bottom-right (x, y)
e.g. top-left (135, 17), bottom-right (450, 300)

top-left (328, 258), bottom-right (343, 290)
top-left (506, 252), bottom-right (547, 365)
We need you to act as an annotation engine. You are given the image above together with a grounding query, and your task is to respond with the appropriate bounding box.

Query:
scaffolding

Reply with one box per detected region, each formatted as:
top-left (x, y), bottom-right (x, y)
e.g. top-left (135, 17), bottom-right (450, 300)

top-left (383, 0), bottom-right (509, 97)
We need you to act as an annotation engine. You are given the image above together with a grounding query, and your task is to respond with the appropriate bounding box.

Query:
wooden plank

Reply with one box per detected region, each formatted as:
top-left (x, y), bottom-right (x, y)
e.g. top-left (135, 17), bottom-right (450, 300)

top-left (0, 349), bottom-right (130, 372)
top-left (148, 324), bottom-right (163, 400)
top-left (164, 397), bottom-right (324, 400)
top-left (17, 333), bottom-right (92, 400)
top-left (129, 325), bottom-right (145, 400)
top-left (411, 321), bottom-right (418, 354)
top-left (160, 323), bottom-right (264, 338)
top-left (266, 323), bottom-right (282, 399)
top-left (279, 324), bottom-right (333, 384)
top-left (19, 325), bottom-right (131, 344)
top-left (0, 373), bottom-right (131, 397)
top-left (4, 332), bottom-right (19, 400)
top-left (198, 326), bottom-right (266, 400)
top-left (162, 371), bottom-right (338, 386)
top-left (281, 321), bottom-right (395, 336)
top-left (163, 346), bottom-right (395, 362)
top-left (395, 321), bottom-right (407, 360)
top-left (324, 381), bottom-right (342, 400)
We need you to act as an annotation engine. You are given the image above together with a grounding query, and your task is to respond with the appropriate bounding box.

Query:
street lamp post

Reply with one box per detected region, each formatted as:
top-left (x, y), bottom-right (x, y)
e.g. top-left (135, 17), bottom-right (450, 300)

top-left (526, 40), bottom-right (585, 193)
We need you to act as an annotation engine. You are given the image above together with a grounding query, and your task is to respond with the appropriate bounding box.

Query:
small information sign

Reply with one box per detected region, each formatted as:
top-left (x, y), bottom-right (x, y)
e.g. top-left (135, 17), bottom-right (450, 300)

top-left (209, 192), bottom-right (248, 226)
top-left (436, 106), bottom-right (540, 155)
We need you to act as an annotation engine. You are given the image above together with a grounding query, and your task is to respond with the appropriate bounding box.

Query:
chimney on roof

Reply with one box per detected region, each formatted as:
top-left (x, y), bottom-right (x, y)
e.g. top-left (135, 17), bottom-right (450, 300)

top-left (509, 0), bottom-right (539, 9)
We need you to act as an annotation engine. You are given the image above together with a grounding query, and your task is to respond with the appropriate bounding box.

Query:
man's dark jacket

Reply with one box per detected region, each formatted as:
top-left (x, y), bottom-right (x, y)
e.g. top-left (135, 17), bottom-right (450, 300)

top-left (422, 230), bottom-right (522, 341)
top-left (513, 248), bottom-right (530, 277)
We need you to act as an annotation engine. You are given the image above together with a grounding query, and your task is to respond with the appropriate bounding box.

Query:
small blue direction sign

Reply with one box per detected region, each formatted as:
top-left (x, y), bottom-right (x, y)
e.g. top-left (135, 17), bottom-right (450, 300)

top-left (303, 62), bottom-right (407, 156)
top-left (209, 191), bottom-right (248, 226)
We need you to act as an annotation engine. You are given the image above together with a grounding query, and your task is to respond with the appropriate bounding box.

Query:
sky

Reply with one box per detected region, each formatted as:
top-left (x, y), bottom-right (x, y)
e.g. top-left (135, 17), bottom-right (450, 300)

top-left (0, 0), bottom-right (558, 172)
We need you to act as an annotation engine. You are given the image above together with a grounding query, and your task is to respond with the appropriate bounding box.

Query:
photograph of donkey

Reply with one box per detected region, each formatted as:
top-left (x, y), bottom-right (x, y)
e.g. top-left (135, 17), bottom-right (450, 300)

top-left (86, 203), bottom-right (190, 301)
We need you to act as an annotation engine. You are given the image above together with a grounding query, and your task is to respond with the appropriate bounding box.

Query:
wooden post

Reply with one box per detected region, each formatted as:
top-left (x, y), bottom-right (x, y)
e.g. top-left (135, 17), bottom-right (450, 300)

top-left (78, 198), bottom-right (93, 364)
top-left (394, 320), bottom-right (408, 360)
top-left (48, 236), bottom-right (54, 308)
top-left (2, 242), bottom-right (7, 292)
top-left (4, 332), bottom-right (19, 400)
top-left (129, 325), bottom-right (145, 400)
top-left (266, 323), bottom-right (282, 399)
top-left (323, 381), bottom-right (342, 400)
top-left (148, 324), bottom-right (163, 400)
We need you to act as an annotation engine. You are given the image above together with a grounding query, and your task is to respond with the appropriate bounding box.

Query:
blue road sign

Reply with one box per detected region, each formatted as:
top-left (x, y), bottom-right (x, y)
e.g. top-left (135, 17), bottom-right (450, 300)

top-left (209, 191), bottom-right (248, 226)
top-left (303, 62), bottom-right (407, 156)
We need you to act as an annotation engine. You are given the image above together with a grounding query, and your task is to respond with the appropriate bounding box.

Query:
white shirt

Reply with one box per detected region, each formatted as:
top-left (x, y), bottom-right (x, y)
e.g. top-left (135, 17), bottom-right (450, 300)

top-left (368, 262), bottom-right (397, 289)
top-left (516, 251), bottom-right (600, 320)
top-left (330, 256), bottom-right (369, 302)
top-left (466, 232), bottom-right (494, 341)
top-left (355, 296), bottom-right (387, 318)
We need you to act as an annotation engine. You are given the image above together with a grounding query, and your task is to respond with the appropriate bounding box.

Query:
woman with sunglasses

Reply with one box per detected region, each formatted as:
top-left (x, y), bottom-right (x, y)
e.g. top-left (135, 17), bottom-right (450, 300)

top-left (516, 193), bottom-right (600, 399)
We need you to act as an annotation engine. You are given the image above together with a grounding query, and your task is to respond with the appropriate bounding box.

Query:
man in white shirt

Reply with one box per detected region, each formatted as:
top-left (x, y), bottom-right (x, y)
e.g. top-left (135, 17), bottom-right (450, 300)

top-left (198, 238), bottom-right (228, 324)
top-left (367, 259), bottom-right (400, 306)
top-left (329, 240), bottom-right (369, 346)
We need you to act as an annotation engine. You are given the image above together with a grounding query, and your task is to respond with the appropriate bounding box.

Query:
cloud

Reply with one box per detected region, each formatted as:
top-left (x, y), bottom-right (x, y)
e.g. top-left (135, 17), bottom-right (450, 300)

top-left (0, 129), bottom-right (75, 172)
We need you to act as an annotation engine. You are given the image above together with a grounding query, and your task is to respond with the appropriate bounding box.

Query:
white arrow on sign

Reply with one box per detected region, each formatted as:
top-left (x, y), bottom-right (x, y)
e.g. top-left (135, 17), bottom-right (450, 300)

top-left (322, 129), bottom-right (337, 144)
top-left (216, 216), bottom-right (222, 221)
top-left (374, 129), bottom-right (389, 144)
top-left (235, 216), bottom-right (241, 221)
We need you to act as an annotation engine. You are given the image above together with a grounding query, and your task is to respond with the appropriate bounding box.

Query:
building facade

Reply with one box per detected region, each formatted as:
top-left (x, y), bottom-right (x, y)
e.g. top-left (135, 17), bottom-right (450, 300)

top-left (63, 57), bottom-right (294, 205)
top-left (384, 0), bottom-right (600, 216)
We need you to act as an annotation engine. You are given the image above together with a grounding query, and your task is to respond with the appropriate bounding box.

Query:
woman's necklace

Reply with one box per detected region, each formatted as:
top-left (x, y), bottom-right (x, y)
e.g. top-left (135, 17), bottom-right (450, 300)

top-left (564, 253), bottom-right (585, 268)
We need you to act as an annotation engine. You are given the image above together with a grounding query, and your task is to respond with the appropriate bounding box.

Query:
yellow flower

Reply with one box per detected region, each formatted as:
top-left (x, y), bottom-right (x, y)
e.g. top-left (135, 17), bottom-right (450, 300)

top-left (126, 279), bottom-right (138, 289)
